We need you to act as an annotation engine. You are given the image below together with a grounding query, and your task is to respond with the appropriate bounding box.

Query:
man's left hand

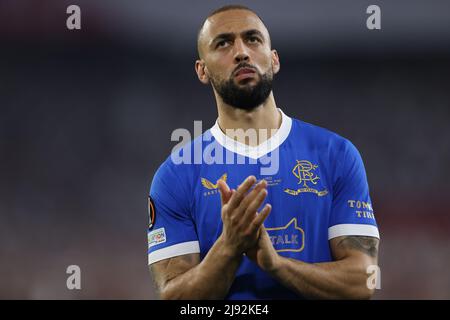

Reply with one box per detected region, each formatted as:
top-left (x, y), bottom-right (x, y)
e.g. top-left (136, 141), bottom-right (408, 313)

top-left (246, 225), bottom-right (281, 273)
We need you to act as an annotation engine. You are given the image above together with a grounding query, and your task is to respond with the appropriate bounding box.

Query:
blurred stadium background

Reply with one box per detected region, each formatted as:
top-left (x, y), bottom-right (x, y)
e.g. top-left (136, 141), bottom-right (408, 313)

top-left (1, 0), bottom-right (449, 299)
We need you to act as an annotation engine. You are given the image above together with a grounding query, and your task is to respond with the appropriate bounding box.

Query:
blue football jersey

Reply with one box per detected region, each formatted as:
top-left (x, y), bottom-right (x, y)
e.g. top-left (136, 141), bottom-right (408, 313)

top-left (147, 109), bottom-right (379, 300)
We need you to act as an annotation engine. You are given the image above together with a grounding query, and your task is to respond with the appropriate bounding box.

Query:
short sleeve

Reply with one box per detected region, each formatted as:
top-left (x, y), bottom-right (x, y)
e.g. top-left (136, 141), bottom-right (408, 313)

top-left (147, 161), bottom-right (199, 265)
top-left (328, 139), bottom-right (380, 240)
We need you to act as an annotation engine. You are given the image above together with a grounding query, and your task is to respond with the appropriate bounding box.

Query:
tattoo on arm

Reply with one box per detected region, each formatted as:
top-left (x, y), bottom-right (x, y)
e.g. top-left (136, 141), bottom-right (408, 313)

top-left (337, 236), bottom-right (379, 258)
top-left (149, 253), bottom-right (200, 294)
top-left (149, 264), bottom-right (162, 294)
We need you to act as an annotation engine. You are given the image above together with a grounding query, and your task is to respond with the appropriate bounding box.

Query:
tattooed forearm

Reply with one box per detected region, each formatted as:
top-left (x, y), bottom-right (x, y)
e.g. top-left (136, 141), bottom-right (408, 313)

top-left (149, 264), bottom-right (163, 294)
top-left (150, 253), bottom-right (200, 292)
top-left (337, 236), bottom-right (379, 258)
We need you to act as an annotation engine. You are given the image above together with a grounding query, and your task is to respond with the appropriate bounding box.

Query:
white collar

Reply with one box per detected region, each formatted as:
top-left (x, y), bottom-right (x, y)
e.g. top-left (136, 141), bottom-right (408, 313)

top-left (210, 108), bottom-right (292, 159)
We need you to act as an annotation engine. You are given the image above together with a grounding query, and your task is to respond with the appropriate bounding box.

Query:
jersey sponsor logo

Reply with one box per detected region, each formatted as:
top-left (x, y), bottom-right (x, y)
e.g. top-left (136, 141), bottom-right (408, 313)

top-left (148, 196), bottom-right (156, 230)
top-left (347, 199), bottom-right (376, 220)
top-left (148, 227), bottom-right (166, 248)
top-left (201, 173), bottom-right (227, 196)
top-left (201, 173), bottom-right (227, 189)
top-left (266, 218), bottom-right (305, 252)
top-left (284, 160), bottom-right (328, 197)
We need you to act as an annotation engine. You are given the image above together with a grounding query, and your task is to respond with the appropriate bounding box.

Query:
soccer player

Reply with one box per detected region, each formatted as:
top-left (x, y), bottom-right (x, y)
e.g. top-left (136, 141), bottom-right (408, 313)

top-left (147, 5), bottom-right (380, 299)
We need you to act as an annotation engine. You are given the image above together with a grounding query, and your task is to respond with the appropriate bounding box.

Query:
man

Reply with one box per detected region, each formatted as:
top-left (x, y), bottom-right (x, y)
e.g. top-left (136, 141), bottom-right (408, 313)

top-left (147, 5), bottom-right (380, 299)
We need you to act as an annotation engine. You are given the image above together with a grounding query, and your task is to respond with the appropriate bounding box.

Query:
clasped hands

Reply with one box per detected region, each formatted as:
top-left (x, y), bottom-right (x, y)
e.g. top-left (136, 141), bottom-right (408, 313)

top-left (217, 175), bottom-right (280, 273)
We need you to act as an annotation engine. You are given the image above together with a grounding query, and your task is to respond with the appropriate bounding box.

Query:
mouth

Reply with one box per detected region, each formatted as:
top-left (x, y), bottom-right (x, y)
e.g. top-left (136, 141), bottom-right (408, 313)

top-left (234, 67), bottom-right (257, 82)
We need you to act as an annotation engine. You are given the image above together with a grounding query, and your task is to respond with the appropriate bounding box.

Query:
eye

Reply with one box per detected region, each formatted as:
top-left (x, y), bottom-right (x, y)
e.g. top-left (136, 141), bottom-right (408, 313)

top-left (248, 36), bottom-right (261, 44)
top-left (216, 40), bottom-right (230, 48)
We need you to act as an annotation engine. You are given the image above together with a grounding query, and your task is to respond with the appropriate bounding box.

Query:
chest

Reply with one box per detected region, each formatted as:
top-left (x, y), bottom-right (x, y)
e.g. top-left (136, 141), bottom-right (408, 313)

top-left (192, 157), bottom-right (334, 256)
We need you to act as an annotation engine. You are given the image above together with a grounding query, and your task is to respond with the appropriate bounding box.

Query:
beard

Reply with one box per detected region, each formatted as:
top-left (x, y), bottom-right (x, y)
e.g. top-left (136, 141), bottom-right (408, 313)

top-left (210, 67), bottom-right (273, 111)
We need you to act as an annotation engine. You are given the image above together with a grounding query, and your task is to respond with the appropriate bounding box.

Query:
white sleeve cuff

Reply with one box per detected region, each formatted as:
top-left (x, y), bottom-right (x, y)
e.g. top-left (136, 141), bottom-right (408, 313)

top-left (328, 224), bottom-right (380, 240)
top-left (148, 241), bottom-right (200, 265)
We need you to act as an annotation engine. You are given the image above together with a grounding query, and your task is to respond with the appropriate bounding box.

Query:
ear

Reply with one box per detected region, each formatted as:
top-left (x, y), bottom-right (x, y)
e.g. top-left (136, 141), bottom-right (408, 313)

top-left (271, 50), bottom-right (280, 75)
top-left (195, 60), bottom-right (210, 85)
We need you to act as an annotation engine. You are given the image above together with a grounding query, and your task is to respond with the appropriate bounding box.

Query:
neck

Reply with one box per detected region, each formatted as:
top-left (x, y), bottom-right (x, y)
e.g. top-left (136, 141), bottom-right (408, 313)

top-left (215, 92), bottom-right (281, 147)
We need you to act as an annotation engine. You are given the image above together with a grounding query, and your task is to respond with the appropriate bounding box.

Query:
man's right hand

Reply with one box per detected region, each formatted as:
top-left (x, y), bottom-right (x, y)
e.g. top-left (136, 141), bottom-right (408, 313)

top-left (217, 175), bottom-right (272, 257)
top-left (150, 175), bottom-right (271, 299)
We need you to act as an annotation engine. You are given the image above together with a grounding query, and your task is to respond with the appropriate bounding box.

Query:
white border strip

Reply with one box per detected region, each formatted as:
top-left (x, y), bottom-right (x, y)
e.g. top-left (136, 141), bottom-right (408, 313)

top-left (210, 108), bottom-right (292, 159)
top-left (148, 241), bottom-right (200, 265)
top-left (328, 224), bottom-right (380, 240)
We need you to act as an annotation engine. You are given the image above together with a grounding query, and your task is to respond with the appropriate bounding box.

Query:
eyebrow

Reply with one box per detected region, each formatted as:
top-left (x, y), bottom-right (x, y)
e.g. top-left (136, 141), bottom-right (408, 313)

top-left (210, 29), bottom-right (265, 47)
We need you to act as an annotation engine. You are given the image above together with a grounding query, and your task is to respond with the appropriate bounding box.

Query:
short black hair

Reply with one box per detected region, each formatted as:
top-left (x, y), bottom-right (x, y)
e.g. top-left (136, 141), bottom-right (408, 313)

top-left (197, 5), bottom-right (265, 58)
top-left (206, 4), bottom-right (257, 19)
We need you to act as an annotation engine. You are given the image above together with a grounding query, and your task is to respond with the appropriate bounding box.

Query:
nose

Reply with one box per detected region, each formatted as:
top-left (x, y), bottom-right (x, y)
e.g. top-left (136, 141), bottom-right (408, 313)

top-left (233, 39), bottom-right (250, 64)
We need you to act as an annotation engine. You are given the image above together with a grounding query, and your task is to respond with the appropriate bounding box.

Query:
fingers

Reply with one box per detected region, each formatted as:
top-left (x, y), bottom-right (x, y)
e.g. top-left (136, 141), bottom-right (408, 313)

top-left (243, 188), bottom-right (268, 224)
top-left (217, 179), bottom-right (232, 206)
top-left (227, 175), bottom-right (257, 211)
top-left (259, 224), bottom-right (267, 233)
top-left (258, 224), bottom-right (270, 240)
top-left (249, 204), bottom-right (272, 234)
top-left (239, 179), bottom-right (267, 212)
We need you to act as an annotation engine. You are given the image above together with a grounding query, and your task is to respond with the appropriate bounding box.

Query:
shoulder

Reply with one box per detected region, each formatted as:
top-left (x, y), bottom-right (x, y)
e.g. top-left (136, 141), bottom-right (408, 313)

top-left (151, 130), bottom-right (212, 194)
top-left (291, 118), bottom-right (357, 154)
top-left (289, 118), bottom-right (366, 179)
